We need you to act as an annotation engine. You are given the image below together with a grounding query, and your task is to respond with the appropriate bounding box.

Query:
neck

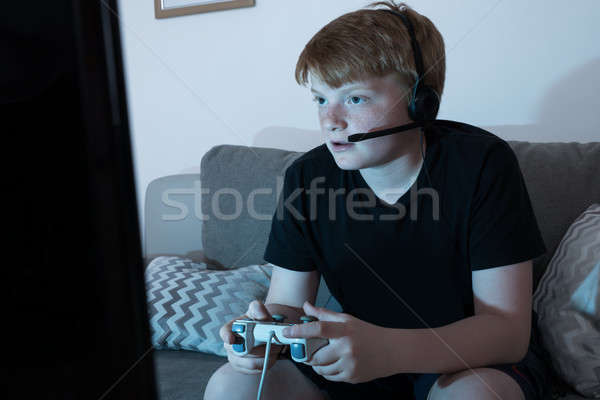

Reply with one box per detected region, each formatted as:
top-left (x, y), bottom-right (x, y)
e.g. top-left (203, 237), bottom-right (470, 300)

top-left (359, 131), bottom-right (426, 202)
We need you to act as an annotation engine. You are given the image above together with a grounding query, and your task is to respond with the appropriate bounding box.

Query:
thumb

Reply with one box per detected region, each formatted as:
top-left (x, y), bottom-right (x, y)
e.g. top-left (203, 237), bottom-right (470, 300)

top-left (302, 301), bottom-right (346, 322)
top-left (247, 300), bottom-right (271, 321)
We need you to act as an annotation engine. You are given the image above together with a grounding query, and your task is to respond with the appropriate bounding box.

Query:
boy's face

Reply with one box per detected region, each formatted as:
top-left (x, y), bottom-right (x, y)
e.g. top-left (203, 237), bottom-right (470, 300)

top-left (309, 71), bottom-right (416, 170)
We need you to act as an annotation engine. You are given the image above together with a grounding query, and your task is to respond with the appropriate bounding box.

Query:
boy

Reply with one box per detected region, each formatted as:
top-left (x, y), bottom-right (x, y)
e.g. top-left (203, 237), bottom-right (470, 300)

top-left (205, 1), bottom-right (550, 399)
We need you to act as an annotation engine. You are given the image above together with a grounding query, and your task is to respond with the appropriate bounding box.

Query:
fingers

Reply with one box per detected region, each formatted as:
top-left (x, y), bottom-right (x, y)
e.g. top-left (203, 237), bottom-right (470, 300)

top-left (218, 299), bottom-right (270, 345)
top-left (219, 300), bottom-right (287, 375)
top-left (303, 343), bottom-right (335, 367)
top-left (224, 342), bottom-right (283, 374)
top-left (219, 313), bottom-right (247, 345)
top-left (281, 301), bottom-right (348, 338)
top-left (319, 370), bottom-right (344, 382)
top-left (311, 359), bottom-right (344, 380)
top-left (298, 341), bottom-right (345, 382)
top-left (283, 320), bottom-right (344, 339)
top-left (302, 301), bottom-right (348, 323)
top-left (226, 350), bottom-right (264, 374)
top-left (246, 299), bottom-right (271, 321)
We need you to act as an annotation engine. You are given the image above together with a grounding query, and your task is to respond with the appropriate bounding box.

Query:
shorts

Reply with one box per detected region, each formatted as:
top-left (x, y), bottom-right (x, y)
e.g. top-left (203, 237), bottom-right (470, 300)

top-left (288, 345), bottom-right (550, 400)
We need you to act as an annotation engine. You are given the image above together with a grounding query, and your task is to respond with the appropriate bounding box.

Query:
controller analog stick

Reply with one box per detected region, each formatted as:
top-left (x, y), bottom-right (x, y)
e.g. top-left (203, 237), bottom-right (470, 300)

top-left (271, 314), bottom-right (286, 322)
top-left (300, 315), bottom-right (317, 324)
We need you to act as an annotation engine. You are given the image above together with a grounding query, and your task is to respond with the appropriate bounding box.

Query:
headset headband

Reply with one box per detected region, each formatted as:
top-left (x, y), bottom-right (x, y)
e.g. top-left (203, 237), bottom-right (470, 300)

top-left (382, 9), bottom-right (425, 85)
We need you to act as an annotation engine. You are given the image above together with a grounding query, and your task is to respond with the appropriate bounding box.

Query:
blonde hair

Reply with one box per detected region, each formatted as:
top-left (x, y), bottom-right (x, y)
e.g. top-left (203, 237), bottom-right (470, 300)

top-left (295, 1), bottom-right (446, 108)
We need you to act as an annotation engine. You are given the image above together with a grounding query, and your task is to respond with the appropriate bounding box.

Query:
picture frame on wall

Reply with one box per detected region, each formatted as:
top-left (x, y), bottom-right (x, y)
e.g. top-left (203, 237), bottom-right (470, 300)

top-left (154, 0), bottom-right (255, 19)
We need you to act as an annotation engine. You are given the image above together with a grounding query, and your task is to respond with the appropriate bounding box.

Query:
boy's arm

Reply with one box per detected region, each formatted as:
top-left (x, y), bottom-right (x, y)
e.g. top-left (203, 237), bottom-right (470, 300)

top-left (263, 264), bottom-right (321, 323)
top-left (385, 260), bottom-right (532, 374)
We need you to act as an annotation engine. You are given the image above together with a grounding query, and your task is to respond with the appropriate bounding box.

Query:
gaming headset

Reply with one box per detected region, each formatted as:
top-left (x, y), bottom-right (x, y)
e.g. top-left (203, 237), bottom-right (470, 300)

top-left (348, 8), bottom-right (440, 143)
top-left (387, 9), bottom-right (441, 122)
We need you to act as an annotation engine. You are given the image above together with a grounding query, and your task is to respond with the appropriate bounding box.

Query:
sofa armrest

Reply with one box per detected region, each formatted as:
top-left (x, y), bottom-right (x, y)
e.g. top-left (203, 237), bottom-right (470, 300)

top-left (144, 173), bottom-right (204, 266)
top-left (144, 172), bottom-right (344, 312)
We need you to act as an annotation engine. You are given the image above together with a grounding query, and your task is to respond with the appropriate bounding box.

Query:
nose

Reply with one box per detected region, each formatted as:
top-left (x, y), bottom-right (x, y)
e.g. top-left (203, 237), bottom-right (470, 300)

top-left (322, 105), bottom-right (347, 132)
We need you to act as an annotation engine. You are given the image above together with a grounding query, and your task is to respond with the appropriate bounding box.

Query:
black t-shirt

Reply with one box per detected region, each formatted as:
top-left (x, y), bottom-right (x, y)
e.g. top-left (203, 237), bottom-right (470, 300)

top-left (263, 122), bottom-right (547, 331)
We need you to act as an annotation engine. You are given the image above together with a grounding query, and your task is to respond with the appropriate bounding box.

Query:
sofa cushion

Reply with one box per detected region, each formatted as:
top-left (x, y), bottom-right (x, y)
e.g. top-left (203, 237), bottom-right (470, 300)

top-left (145, 256), bottom-right (272, 356)
top-left (200, 145), bottom-right (303, 268)
top-left (532, 203), bottom-right (600, 398)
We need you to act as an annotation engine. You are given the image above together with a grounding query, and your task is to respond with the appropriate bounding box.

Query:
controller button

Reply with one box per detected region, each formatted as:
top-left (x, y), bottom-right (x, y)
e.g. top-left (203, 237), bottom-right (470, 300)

top-left (300, 315), bottom-right (317, 323)
top-left (290, 343), bottom-right (306, 359)
top-left (232, 342), bottom-right (246, 353)
top-left (271, 314), bottom-right (286, 322)
top-left (232, 324), bottom-right (245, 333)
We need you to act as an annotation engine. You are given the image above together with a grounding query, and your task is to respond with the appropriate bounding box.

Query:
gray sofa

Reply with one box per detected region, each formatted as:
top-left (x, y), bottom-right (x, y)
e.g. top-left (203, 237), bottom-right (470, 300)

top-left (145, 140), bottom-right (600, 400)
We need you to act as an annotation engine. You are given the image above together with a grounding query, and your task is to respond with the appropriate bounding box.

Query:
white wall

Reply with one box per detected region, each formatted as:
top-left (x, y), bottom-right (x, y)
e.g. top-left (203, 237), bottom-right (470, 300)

top-left (117, 0), bottom-right (600, 244)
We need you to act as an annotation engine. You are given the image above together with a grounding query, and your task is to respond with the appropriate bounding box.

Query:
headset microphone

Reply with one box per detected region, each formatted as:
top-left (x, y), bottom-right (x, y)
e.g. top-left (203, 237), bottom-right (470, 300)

top-left (348, 121), bottom-right (425, 142)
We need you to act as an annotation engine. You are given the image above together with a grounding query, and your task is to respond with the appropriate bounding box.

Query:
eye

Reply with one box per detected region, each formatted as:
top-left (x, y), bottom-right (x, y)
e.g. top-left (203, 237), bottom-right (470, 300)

top-left (348, 96), bottom-right (365, 105)
top-left (312, 96), bottom-right (326, 105)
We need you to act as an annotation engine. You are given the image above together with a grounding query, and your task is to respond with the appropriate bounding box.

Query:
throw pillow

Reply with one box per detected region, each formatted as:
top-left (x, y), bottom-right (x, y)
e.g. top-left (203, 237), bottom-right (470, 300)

top-left (532, 203), bottom-right (600, 398)
top-left (145, 256), bottom-right (272, 357)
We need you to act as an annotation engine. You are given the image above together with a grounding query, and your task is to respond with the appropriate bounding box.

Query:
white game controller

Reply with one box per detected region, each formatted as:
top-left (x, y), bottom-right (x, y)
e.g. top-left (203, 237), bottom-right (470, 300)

top-left (231, 314), bottom-right (329, 363)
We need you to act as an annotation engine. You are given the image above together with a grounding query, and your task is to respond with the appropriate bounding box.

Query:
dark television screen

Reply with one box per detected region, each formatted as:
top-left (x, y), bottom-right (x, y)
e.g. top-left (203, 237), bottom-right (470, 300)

top-left (1, 1), bottom-right (157, 398)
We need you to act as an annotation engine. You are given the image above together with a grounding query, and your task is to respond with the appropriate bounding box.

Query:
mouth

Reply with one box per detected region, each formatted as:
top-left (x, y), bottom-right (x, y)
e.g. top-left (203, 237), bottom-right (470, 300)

top-left (330, 140), bottom-right (355, 152)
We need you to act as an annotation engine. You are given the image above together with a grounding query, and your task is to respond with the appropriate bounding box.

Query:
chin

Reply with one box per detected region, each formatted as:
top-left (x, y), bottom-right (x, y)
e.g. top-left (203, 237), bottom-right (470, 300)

top-left (327, 144), bottom-right (367, 169)
top-left (331, 156), bottom-right (364, 170)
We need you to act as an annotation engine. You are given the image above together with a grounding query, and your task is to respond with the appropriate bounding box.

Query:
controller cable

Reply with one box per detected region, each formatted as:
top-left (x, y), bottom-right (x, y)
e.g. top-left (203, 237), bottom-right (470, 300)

top-left (256, 330), bottom-right (276, 400)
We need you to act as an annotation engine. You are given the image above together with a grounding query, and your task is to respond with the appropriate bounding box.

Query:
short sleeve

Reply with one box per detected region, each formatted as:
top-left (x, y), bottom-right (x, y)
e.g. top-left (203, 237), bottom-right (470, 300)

top-left (469, 141), bottom-right (547, 270)
top-left (263, 165), bottom-right (316, 271)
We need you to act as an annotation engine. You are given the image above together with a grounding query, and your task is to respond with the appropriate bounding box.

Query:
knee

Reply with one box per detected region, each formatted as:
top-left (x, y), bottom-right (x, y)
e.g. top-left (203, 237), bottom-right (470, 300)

top-left (428, 370), bottom-right (491, 400)
top-left (204, 362), bottom-right (241, 400)
top-left (427, 368), bottom-right (525, 400)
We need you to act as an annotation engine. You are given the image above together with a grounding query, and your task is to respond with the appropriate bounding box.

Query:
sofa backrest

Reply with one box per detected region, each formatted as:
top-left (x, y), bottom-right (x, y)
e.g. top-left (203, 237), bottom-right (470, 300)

top-left (197, 141), bottom-right (600, 292)
top-left (199, 145), bottom-right (303, 268)
top-left (508, 141), bottom-right (600, 287)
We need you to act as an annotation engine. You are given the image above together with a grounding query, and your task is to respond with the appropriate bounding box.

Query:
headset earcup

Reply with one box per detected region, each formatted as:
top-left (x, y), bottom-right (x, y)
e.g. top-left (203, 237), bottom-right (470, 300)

top-left (410, 85), bottom-right (440, 121)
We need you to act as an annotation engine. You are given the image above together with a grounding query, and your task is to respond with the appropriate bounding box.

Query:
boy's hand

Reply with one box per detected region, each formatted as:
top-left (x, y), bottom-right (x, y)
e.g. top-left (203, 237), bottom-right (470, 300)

top-left (282, 301), bottom-right (392, 384)
top-left (219, 300), bottom-right (284, 374)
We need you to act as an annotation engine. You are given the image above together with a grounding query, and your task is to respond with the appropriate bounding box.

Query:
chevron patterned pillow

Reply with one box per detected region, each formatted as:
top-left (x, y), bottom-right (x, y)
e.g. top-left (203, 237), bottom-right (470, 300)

top-left (145, 256), bottom-right (272, 357)
top-left (532, 203), bottom-right (600, 398)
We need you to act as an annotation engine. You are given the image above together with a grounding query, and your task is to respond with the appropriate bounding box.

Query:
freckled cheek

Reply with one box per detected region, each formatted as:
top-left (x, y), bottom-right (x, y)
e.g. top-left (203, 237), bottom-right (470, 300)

top-left (351, 108), bottom-right (389, 132)
top-left (317, 111), bottom-right (326, 126)
top-left (317, 106), bottom-right (387, 133)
